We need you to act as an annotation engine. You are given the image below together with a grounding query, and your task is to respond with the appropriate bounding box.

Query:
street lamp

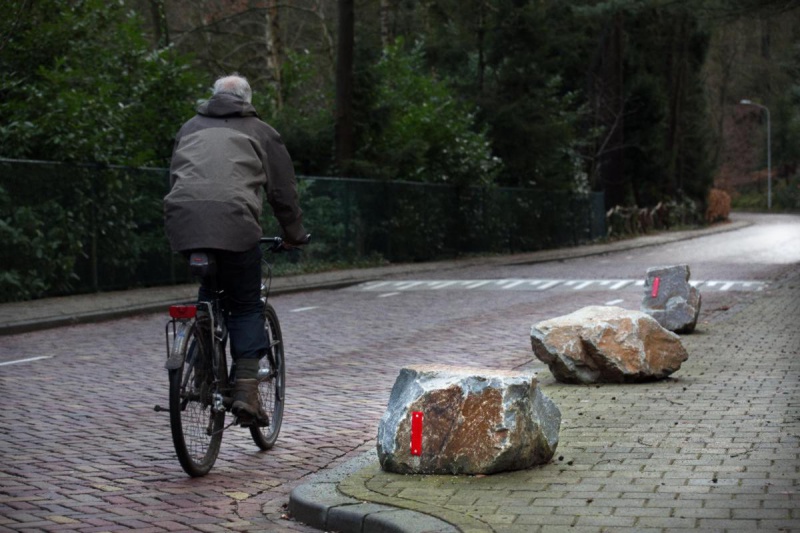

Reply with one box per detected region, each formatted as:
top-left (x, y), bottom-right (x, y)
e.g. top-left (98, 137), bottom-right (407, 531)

top-left (739, 99), bottom-right (771, 210)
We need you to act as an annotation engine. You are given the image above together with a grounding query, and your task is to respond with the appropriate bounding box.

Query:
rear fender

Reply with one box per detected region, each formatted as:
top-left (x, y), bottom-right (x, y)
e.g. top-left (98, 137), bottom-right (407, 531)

top-left (165, 320), bottom-right (192, 370)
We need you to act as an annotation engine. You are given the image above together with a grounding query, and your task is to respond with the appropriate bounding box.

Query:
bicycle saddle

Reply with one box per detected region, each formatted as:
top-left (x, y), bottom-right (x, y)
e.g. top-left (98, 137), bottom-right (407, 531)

top-left (188, 251), bottom-right (216, 279)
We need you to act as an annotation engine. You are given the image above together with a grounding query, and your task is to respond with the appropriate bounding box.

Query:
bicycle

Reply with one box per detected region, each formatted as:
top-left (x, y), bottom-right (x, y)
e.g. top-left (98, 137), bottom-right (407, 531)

top-left (157, 236), bottom-right (300, 477)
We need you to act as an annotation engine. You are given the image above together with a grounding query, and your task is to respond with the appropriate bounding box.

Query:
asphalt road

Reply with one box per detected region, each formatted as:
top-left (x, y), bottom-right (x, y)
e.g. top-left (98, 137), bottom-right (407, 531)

top-left (1, 212), bottom-right (798, 532)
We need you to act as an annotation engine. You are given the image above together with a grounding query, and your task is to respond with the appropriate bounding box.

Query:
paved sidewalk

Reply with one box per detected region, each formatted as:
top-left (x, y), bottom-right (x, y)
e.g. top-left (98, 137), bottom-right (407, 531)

top-left (0, 220), bottom-right (747, 335)
top-left (286, 255), bottom-right (800, 530)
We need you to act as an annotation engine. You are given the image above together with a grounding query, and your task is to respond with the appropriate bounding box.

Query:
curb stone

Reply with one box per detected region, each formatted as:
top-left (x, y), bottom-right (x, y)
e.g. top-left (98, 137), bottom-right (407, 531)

top-left (337, 462), bottom-right (491, 533)
top-left (288, 450), bottom-right (459, 533)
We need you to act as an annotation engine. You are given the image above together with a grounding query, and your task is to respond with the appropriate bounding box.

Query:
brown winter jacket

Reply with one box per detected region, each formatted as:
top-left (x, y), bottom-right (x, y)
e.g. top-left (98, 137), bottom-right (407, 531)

top-left (164, 93), bottom-right (306, 252)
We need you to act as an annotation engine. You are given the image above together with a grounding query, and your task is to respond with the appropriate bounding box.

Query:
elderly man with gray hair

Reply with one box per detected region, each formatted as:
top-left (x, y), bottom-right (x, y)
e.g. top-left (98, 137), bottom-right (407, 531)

top-left (164, 74), bottom-right (308, 426)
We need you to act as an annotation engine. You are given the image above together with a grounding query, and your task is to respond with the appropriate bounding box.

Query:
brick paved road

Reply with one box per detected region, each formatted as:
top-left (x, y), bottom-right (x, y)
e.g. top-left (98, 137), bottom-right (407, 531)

top-left (0, 213), bottom-right (798, 532)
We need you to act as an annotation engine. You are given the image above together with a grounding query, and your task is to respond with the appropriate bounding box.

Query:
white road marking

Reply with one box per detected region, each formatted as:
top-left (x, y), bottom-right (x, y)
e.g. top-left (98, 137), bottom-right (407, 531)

top-left (290, 306), bottom-right (319, 313)
top-left (352, 279), bottom-right (767, 293)
top-left (538, 280), bottom-right (563, 289)
top-left (605, 299), bottom-right (625, 306)
top-left (378, 292), bottom-right (401, 298)
top-left (395, 281), bottom-right (424, 290)
top-left (361, 281), bottom-right (391, 290)
top-left (0, 356), bottom-right (53, 367)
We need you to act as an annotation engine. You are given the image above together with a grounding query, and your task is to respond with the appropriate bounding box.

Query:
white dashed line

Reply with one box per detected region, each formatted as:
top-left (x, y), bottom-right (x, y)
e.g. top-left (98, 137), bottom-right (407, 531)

top-left (290, 306), bottom-right (319, 313)
top-left (351, 279), bottom-right (767, 293)
top-left (609, 280), bottom-right (633, 290)
top-left (0, 356), bottom-right (53, 367)
top-left (361, 281), bottom-right (390, 290)
top-left (538, 280), bottom-right (563, 289)
top-left (395, 281), bottom-right (424, 290)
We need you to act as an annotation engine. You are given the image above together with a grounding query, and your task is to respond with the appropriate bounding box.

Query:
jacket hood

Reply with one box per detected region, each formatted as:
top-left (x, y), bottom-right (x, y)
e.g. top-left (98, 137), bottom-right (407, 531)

top-left (196, 93), bottom-right (259, 118)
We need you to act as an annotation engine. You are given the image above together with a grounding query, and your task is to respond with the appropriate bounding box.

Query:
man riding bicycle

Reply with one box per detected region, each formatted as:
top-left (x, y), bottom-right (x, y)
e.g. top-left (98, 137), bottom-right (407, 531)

top-left (164, 74), bottom-right (307, 426)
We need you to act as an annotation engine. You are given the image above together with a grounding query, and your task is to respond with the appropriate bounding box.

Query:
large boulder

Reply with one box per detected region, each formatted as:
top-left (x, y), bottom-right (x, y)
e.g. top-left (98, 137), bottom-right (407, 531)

top-left (377, 365), bottom-right (561, 475)
top-left (530, 306), bottom-right (688, 384)
top-left (640, 264), bottom-right (701, 333)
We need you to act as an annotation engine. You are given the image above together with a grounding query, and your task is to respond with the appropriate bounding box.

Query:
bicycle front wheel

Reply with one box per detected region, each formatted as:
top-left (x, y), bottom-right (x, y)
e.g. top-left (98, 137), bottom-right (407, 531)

top-left (168, 320), bottom-right (224, 477)
top-left (251, 303), bottom-right (285, 450)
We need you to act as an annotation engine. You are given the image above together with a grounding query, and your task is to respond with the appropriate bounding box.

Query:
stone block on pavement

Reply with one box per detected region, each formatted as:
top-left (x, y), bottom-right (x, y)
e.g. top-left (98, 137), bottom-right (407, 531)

top-left (640, 264), bottom-right (701, 333)
top-left (376, 364), bottom-right (561, 475)
top-left (530, 305), bottom-right (688, 384)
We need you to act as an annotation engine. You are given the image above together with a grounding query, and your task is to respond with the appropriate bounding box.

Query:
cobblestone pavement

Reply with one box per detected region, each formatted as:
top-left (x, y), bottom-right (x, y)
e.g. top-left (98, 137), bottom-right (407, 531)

top-left (334, 269), bottom-right (800, 532)
top-left (0, 214), bottom-right (798, 533)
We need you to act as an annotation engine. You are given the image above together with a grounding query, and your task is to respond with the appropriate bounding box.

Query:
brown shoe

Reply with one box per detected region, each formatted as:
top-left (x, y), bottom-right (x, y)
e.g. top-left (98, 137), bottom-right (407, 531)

top-left (231, 379), bottom-right (269, 427)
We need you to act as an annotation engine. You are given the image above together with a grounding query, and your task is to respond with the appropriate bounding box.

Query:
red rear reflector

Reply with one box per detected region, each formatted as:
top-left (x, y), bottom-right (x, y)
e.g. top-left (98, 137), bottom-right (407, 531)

top-left (169, 305), bottom-right (197, 319)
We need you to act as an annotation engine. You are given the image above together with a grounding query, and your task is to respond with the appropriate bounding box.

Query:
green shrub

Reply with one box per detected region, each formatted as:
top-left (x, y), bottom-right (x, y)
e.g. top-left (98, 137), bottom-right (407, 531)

top-left (353, 40), bottom-right (501, 187)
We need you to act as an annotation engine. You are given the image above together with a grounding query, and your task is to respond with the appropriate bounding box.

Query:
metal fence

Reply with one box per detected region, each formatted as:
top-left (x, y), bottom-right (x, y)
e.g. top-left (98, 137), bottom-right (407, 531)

top-left (0, 159), bottom-right (605, 301)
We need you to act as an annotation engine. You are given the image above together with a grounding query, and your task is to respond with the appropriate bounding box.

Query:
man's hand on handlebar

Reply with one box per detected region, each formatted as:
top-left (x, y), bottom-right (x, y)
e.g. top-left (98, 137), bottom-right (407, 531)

top-left (284, 233), bottom-right (311, 248)
top-left (267, 233), bottom-right (310, 253)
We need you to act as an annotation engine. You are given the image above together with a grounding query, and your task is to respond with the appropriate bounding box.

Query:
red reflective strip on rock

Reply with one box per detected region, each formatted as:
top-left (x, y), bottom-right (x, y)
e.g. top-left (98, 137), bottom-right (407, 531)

top-left (651, 277), bottom-right (661, 298)
top-left (411, 411), bottom-right (423, 456)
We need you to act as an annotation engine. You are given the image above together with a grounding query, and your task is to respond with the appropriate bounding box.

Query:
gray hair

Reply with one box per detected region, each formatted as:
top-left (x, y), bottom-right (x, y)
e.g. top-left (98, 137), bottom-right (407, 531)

top-left (213, 74), bottom-right (252, 103)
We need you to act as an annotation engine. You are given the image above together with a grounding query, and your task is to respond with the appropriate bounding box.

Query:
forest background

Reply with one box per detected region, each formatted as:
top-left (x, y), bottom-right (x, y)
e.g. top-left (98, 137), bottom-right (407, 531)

top-left (1, 0), bottom-right (799, 300)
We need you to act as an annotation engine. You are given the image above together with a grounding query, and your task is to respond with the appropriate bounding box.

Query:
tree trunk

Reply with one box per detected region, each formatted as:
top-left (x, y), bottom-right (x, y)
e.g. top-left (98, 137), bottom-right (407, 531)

top-left (312, 0), bottom-right (336, 75)
top-left (597, 12), bottom-right (626, 209)
top-left (335, 0), bottom-right (355, 173)
top-left (665, 15), bottom-right (687, 198)
top-left (266, 0), bottom-right (283, 110)
top-left (380, 0), bottom-right (393, 49)
top-left (477, 0), bottom-right (486, 94)
top-left (149, 0), bottom-right (169, 48)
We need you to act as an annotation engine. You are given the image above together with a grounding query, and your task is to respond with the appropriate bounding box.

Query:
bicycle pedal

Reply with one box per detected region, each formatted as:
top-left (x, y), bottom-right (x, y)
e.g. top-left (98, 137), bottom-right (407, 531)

top-left (235, 414), bottom-right (269, 428)
top-left (235, 414), bottom-right (254, 427)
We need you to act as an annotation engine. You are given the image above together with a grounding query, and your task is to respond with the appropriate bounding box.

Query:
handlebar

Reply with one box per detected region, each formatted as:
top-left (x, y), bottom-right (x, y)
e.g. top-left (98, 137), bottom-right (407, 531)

top-left (260, 234), bottom-right (311, 253)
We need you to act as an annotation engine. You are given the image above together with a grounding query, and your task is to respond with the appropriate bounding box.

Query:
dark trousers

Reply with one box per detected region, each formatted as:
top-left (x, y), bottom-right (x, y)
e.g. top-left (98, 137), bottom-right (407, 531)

top-left (197, 246), bottom-right (267, 361)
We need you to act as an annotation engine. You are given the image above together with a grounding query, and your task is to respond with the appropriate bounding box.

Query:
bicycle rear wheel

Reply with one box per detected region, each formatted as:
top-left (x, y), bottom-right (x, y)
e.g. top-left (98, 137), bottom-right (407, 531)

top-left (169, 320), bottom-right (225, 477)
top-left (250, 303), bottom-right (285, 450)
